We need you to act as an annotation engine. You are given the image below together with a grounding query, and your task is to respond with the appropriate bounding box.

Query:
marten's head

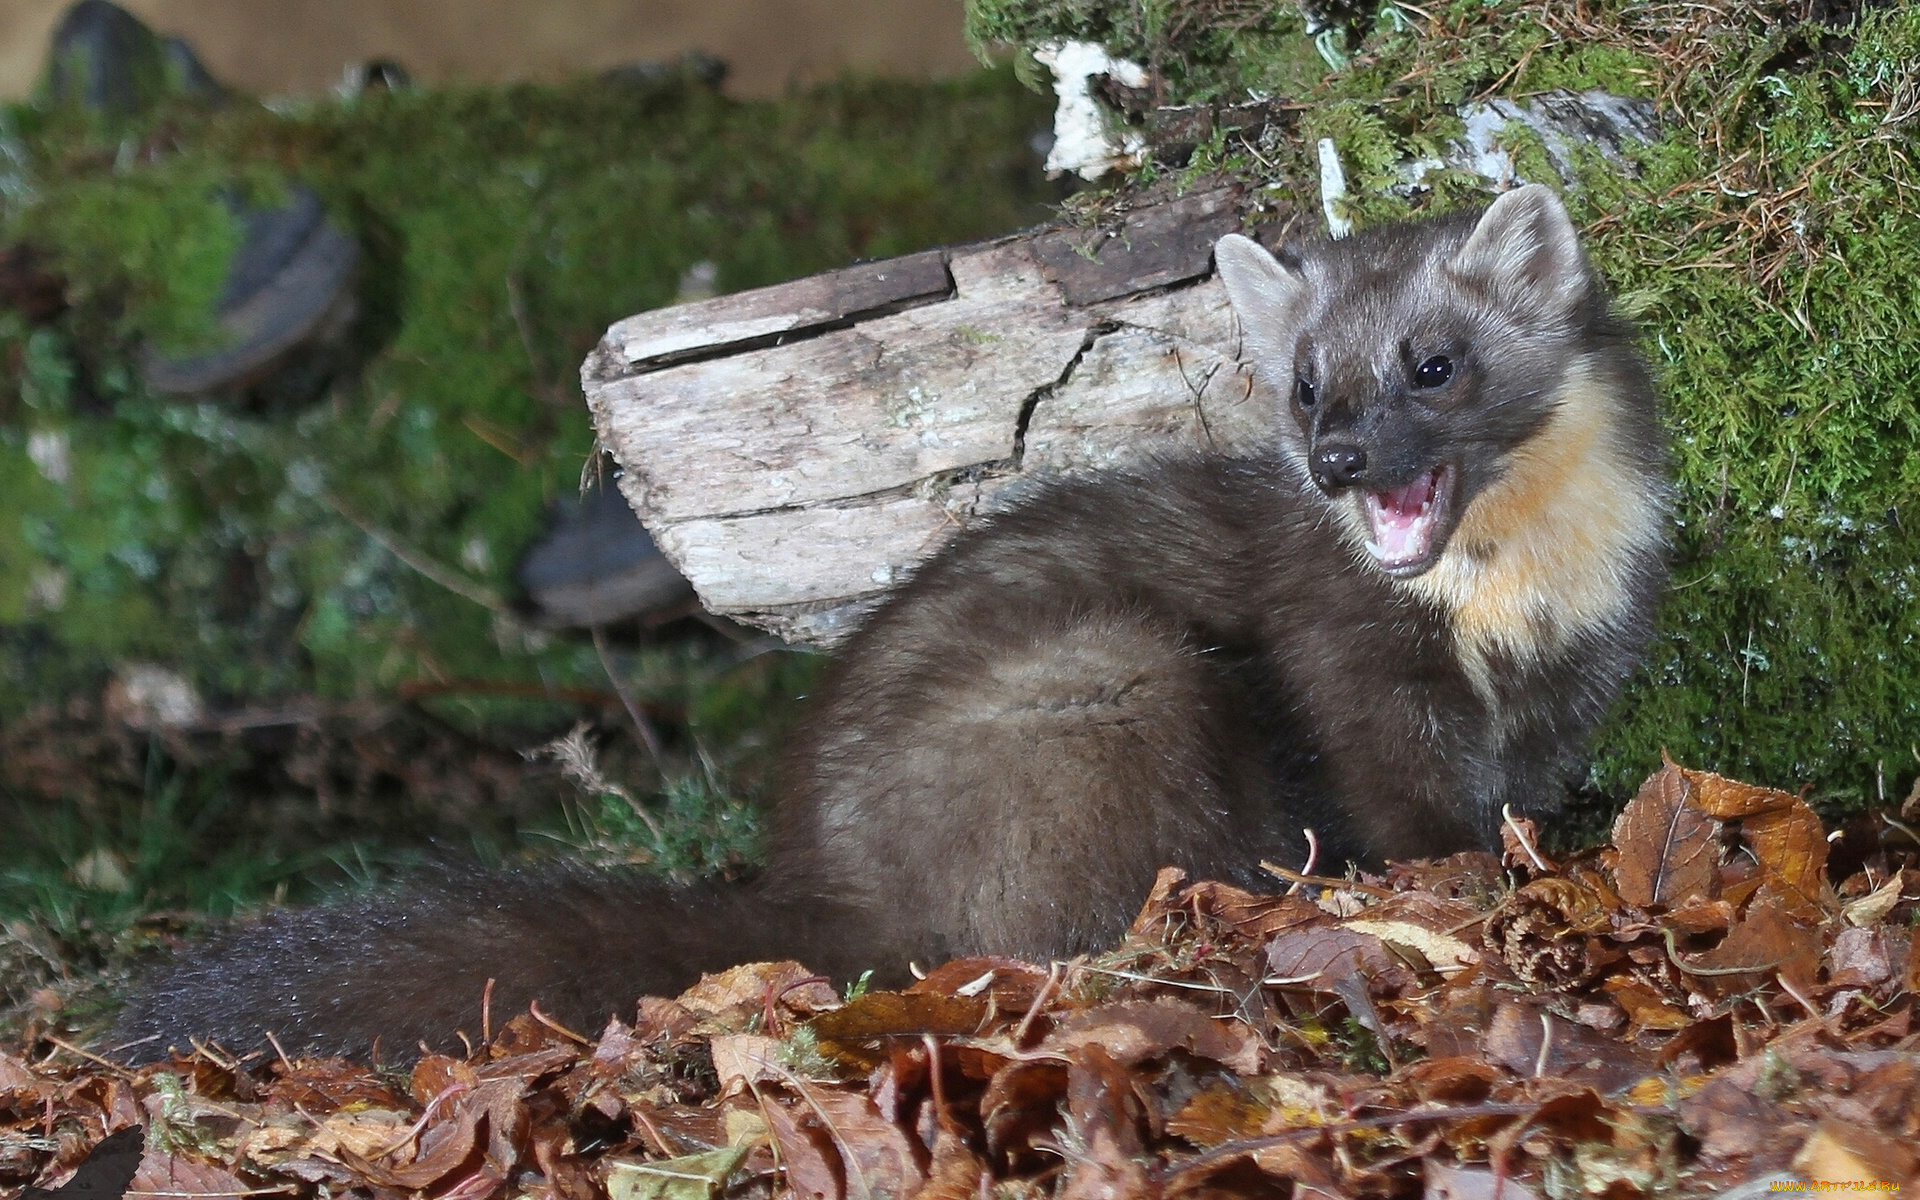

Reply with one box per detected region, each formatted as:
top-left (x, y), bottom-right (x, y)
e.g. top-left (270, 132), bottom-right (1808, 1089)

top-left (1215, 185), bottom-right (1611, 579)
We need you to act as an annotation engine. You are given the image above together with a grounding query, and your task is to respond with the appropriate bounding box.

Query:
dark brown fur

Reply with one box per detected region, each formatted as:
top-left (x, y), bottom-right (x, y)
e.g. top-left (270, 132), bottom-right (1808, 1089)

top-left (111, 188), bottom-right (1668, 1061)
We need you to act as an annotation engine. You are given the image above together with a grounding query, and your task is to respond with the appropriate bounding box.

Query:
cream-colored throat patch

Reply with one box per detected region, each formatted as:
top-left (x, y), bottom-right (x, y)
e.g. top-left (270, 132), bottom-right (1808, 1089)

top-left (1401, 356), bottom-right (1663, 675)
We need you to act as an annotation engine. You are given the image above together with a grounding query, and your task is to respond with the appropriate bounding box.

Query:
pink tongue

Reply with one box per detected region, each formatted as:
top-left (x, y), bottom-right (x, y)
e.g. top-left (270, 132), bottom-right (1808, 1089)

top-left (1365, 469), bottom-right (1440, 565)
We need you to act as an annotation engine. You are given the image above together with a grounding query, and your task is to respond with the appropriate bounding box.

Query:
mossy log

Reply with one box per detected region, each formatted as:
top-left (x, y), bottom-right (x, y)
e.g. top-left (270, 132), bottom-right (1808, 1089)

top-left (583, 185), bottom-right (1270, 646)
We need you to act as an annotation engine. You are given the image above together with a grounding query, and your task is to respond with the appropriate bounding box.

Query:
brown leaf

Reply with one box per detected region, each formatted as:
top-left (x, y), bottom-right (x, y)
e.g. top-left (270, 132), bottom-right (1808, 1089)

top-left (263, 1057), bottom-right (409, 1111)
top-left (978, 1059), bottom-right (1069, 1167)
top-left (1793, 1121), bottom-right (1920, 1187)
top-left (1827, 926), bottom-right (1895, 988)
top-left (1601, 976), bottom-right (1691, 1037)
top-left (0, 1053), bottom-right (44, 1102)
top-left (1500, 814), bottom-right (1554, 873)
top-left (1655, 1013), bottom-right (1737, 1072)
top-left (1399, 1057), bottom-right (1503, 1105)
top-left (588, 1019), bottom-right (649, 1078)
top-left (1682, 766), bottom-right (1831, 921)
top-left (906, 957), bottom-right (1052, 1011)
top-left (763, 1098), bottom-right (843, 1200)
top-left (1482, 1003), bottom-right (1657, 1092)
top-left (679, 961), bottom-right (837, 1031)
top-left (1346, 892), bottom-right (1483, 974)
top-left (1661, 893), bottom-right (1734, 936)
top-left (1266, 926), bottom-right (1415, 996)
top-left (128, 1150), bottom-right (252, 1200)
top-left (1253, 1075), bottom-right (1338, 1133)
top-left (1057, 1045), bottom-right (1151, 1200)
top-left (1166, 1083), bottom-right (1267, 1148)
top-left (1611, 759), bottom-right (1718, 908)
top-left (1248, 1138), bottom-right (1343, 1191)
top-left (1423, 1161), bottom-right (1546, 1200)
top-left (1842, 874), bottom-right (1904, 927)
top-left (1673, 894), bottom-right (1822, 998)
top-left (809, 992), bottom-right (988, 1041)
top-left (1123, 866), bottom-right (1191, 944)
top-left (1424, 983), bottom-right (1499, 1060)
top-left (804, 1090), bottom-right (927, 1200)
top-left (1057, 1124), bottom-right (1153, 1200)
top-left (1184, 880), bottom-right (1326, 941)
top-left (411, 1054), bottom-right (479, 1105)
top-left (1382, 851), bottom-right (1507, 898)
top-left (708, 1034), bottom-right (784, 1093)
top-left (338, 1100), bottom-right (484, 1190)
top-left (634, 996), bottom-right (700, 1044)
top-left (808, 992), bottom-right (988, 1070)
top-left (915, 1129), bottom-right (990, 1200)
top-left (1046, 998), bottom-right (1261, 1074)
top-left (469, 1075), bottom-right (530, 1177)
top-left (1680, 1068), bottom-right (1807, 1167)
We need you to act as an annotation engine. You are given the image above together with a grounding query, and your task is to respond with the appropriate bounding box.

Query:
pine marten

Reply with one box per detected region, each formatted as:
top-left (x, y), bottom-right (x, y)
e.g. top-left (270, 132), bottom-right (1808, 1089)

top-left (111, 185), bottom-right (1669, 1061)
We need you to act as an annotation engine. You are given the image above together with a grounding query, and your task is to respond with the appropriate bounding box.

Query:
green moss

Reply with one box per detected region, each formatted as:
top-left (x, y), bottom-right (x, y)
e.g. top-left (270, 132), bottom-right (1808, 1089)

top-left (14, 160), bottom-right (243, 354)
top-left (0, 68), bottom-right (1058, 710)
top-left (968, 0), bottom-right (1920, 811)
top-left (0, 67), bottom-right (1059, 931)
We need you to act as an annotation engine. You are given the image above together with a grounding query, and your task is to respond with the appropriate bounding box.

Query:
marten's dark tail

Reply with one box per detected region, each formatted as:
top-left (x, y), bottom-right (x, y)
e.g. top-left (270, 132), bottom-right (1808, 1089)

top-left (108, 865), bottom-right (873, 1064)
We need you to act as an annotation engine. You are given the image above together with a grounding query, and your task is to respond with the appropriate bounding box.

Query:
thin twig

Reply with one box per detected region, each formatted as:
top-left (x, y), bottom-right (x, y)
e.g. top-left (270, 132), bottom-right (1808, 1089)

top-left (265, 1031), bottom-right (294, 1072)
top-left (1164, 1103), bottom-right (1544, 1191)
top-left (592, 624), bottom-right (666, 765)
top-left (326, 493), bottom-right (506, 613)
top-left (1502, 805), bottom-right (1553, 873)
top-left (529, 1000), bottom-right (593, 1045)
top-left (1260, 861), bottom-right (1395, 899)
top-left (41, 1036), bottom-right (134, 1077)
top-left (1013, 962), bottom-right (1063, 1045)
top-left (1288, 829), bottom-right (1321, 895)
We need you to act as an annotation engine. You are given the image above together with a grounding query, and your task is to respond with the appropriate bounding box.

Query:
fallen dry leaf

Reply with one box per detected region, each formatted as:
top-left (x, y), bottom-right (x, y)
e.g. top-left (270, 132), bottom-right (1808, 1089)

top-left (1671, 894), bottom-right (1822, 997)
top-left (1792, 1122), bottom-right (1920, 1188)
top-left (1612, 758), bottom-right (1719, 908)
top-left (1045, 997), bottom-right (1262, 1074)
top-left (1266, 925), bottom-right (1415, 995)
top-left (1424, 1161), bottom-right (1546, 1200)
top-left (3, 758), bottom-right (1916, 1200)
top-left (1842, 873), bottom-right (1904, 926)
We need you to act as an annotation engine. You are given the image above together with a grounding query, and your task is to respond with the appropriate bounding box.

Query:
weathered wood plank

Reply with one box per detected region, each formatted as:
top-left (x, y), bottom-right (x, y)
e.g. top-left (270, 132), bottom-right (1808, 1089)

top-left (593, 248), bottom-right (953, 371)
top-left (583, 188), bottom-right (1279, 645)
top-left (1031, 186), bottom-right (1240, 306)
top-left (653, 483), bottom-right (1008, 644)
top-left (593, 241), bottom-right (1093, 523)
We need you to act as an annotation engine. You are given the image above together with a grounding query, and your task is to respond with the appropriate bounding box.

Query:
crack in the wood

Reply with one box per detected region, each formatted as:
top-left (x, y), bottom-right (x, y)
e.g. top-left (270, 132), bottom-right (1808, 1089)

top-left (621, 271), bottom-right (958, 376)
top-left (651, 319), bottom-right (1122, 529)
top-left (1011, 319), bottom-right (1119, 467)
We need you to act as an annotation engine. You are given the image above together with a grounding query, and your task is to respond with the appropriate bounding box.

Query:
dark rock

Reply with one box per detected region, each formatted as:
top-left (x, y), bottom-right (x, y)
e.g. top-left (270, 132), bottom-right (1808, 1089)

top-left (142, 185), bottom-right (361, 399)
top-left (43, 0), bottom-right (223, 114)
top-left (518, 479), bottom-right (696, 628)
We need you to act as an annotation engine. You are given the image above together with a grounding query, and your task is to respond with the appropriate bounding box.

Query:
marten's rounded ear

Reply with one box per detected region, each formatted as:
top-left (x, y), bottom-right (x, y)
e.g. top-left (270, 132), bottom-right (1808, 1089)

top-left (1215, 233), bottom-right (1312, 368)
top-left (1447, 184), bottom-right (1588, 314)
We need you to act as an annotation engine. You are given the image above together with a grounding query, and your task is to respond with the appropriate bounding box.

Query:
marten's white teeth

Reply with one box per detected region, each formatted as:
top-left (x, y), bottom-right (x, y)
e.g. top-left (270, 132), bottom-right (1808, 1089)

top-left (1363, 465), bottom-right (1450, 571)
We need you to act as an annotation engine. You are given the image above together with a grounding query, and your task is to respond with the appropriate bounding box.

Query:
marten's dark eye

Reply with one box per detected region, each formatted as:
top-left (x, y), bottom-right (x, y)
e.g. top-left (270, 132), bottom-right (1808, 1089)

top-left (1414, 355), bottom-right (1454, 388)
top-left (1295, 378), bottom-right (1317, 408)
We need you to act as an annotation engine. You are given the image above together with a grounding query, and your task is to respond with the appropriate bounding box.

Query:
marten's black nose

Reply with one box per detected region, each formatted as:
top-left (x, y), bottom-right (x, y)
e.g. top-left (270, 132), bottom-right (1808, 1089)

top-left (1310, 444), bottom-right (1367, 490)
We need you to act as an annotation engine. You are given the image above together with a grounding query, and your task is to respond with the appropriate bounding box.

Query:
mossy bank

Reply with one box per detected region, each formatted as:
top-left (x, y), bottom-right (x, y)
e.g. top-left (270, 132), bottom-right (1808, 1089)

top-left (0, 65), bottom-right (1061, 948)
top-left (968, 0), bottom-right (1920, 823)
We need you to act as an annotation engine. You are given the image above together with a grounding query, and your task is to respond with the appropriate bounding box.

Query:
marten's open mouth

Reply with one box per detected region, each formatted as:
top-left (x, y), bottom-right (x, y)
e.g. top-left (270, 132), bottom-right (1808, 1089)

top-left (1362, 464), bottom-right (1454, 576)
